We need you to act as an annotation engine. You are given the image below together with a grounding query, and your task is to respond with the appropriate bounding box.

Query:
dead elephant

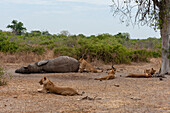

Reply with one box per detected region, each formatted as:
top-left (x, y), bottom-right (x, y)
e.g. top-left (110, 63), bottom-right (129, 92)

top-left (15, 56), bottom-right (79, 74)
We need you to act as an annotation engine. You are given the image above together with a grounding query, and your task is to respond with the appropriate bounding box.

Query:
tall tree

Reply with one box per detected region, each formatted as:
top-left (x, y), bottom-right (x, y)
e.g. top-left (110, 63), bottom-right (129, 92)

top-left (7, 20), bottom-right (27, 35)
top-left (111, 0), bottom-right (170, 75)
top-left (60, 30), bottom-right (70, 37)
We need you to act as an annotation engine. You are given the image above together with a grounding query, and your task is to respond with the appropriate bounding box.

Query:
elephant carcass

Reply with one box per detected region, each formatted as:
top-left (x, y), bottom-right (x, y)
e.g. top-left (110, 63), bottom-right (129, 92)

top-left (15, 56), bottom-right (79, 73)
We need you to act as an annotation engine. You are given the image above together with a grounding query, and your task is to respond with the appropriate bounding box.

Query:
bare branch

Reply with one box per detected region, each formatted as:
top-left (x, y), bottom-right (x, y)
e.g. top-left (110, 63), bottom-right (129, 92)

top-left (111, 0), bottom-right (160, 29)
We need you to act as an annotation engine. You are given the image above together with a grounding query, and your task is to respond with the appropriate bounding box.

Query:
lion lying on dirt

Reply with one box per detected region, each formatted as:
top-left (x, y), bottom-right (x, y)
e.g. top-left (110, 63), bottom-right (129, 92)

top-left (38, 76), bottom-right (84, 96)
top-left (126, 73), bottom-right (152, 78)
top-left (94, 65), bottom-right (116, 80)
top-left (126, 68), bottom-right (156, 78)
top-left (78, 58), bottom-right (102, 73)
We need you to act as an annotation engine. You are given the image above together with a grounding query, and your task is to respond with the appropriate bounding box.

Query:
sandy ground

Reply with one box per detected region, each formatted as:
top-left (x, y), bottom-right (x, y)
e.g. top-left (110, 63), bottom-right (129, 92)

top-left (0, 58), bottom-right (170, 113)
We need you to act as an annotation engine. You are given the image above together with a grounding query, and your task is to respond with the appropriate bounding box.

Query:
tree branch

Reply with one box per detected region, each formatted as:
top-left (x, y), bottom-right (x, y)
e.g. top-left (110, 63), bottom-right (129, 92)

top-left (152, 0), bottom-right (160, 8)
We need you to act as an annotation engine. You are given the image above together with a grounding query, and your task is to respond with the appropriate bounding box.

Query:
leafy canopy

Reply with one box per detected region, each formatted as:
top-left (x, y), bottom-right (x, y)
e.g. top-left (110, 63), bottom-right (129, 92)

top-left (7, 20), bottom-right (27, 35)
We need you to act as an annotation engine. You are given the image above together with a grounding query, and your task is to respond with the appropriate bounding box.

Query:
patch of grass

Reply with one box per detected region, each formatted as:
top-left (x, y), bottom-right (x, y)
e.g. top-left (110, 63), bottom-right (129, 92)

top-left (0, 67), bottom-right (12, 86)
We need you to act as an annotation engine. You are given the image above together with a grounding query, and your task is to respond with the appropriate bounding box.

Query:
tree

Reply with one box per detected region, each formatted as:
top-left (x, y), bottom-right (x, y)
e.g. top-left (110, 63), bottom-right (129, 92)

top-left (111, 0), bottom-right (170, 75)
top-left (115, 33), bottom-right (130, 40)
top-left (60, 30), bottom-right (70, 37)
top-left (7, 20), bottom-right (26, 35)
top-left (42, 31), bottom-right (51, 36)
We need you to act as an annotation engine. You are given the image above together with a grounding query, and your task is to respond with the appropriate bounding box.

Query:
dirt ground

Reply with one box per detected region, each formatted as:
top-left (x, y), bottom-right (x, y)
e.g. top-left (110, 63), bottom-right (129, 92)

top-left (0, 58), bottom-right (170, 113)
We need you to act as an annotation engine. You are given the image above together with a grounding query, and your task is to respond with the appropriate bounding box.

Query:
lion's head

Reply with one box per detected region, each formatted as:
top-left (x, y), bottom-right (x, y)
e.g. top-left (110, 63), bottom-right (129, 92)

top-left (39, 76), bottom-right (48, 85)
top-left (79, 58), bottom-right (84, 62)
top-left (150, 68), bottom-right (156, 75)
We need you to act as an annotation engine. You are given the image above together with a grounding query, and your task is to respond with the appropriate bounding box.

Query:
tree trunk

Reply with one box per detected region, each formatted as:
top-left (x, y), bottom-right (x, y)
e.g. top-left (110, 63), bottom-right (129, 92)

top-left (160, 0), bottom-right (170, 75)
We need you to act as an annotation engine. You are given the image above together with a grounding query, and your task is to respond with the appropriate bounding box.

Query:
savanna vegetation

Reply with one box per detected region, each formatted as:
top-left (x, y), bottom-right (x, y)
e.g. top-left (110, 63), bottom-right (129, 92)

top-left (0, 67), bottom-right (12, 86)
top-left (0, 29), bottom-right (161, 64)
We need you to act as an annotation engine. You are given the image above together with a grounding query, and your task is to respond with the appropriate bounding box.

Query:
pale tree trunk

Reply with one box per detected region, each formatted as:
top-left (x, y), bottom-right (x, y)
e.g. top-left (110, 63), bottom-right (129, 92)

top-left (160, 0), bottom-right (170, 75)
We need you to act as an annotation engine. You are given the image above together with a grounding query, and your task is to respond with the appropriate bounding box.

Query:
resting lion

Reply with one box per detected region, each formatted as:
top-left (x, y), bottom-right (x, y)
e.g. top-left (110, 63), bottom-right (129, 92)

top-left (38, 76), bottom-right (84, 96)
top-left (144, 68), bottom-right (156, 75)
top-left (78, 58), bottom-right (102, 73)
top-left (126, 73), bottom-right (152, 78)
top-left (95, 65), bottom-right (116, 80)
top-left (126, 68), bottom-right (156, 78)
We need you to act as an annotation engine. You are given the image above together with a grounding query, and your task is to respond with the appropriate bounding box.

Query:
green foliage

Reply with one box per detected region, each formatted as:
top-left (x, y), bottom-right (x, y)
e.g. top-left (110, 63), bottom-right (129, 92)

top-left (54, 46), bottom-right (77, 57)
top-left (0, 30), bottom-right (161, 64)
top-left (0, 37), bottom-right (18, 53)
top-left (59, 30), bottom-right (70, 36)
top-left (129, 49), bottom-right (161, 62)
top-left (32, 46), bottom-right (45, 55)
top-left (7, 20), bottom-right (26, 35)
top-left (129, 49), bottom-right (152, 62)
top-left (111, 45), bottom-right (130, 64)
top-left (30, 30), bottom-right (41, 36)
top-left (114, 32), bottom-right (130, 40)
top-left (151, 51), bottom-right (161, 58)
top-left (17, 44), bottom-right (45, 55)
top-left (42, 31), bottom-right (51, 36)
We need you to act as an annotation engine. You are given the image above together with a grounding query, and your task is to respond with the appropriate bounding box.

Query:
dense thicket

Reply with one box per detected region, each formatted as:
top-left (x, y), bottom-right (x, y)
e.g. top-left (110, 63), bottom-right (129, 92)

top-left (0, 31), bottom-right (161, 63)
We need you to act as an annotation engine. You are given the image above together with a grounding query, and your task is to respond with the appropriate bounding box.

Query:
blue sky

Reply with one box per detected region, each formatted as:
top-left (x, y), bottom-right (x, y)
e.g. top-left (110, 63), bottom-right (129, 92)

top-left (0, 0), bottom-right (160, 39)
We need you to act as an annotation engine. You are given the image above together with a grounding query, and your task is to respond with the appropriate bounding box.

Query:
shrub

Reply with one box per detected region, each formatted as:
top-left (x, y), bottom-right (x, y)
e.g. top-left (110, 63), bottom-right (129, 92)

top-left (0, 30), bottom-right (162, 64)
top-left (0, 38), bottom-right (18, 53)
top-left (54, 46), bottom-right (78, 58)
top-left (0, 67), bottom-right (12, 86)
top-left (129, 49), bottom-right (152, 62)
top-left (17, 44), bottom-right (45, 55)
top-left (32, 46), bottom-right (45, 55)
top-left (152, 51), bottom-right (161, 58)
top-left (112, 45), bottom-right (131, 64)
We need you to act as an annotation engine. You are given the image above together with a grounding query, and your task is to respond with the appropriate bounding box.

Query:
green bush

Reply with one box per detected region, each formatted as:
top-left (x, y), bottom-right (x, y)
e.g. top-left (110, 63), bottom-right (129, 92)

top-left (54, 46), bottom-right (78, 57)
top-left (32, 46), bottom-right (45, 55)
top-left (0, 31), bottom-right (162, 64)
top-left (17, 44), bottom-right (33, 53)
top-left (152, 51), bottom-right (161, 58)
top-left (0, 38), bottom-right (18, 53)
top-left (17, 44), bottom-right (45, 55)
top-left (129, 49), bottom-right (152, 62)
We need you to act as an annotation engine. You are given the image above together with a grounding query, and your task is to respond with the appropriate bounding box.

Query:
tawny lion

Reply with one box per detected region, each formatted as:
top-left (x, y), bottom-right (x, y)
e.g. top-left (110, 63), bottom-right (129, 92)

top-left (126, 68), bottom-right (156, 78)
top-left (144, 68), bottom-right (156, 75)
top-left (94, 65), bottom-right (116, 80)
top-left (78, 58), bottom-right (102, 73)
top-left (38, 76), bottom-right (84, 96)
top-left (126, 73), bottom-right (152, 78)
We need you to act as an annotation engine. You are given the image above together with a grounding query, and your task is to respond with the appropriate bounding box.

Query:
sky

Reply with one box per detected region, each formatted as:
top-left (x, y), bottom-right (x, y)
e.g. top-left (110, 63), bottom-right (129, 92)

top-left (0, 0), bottom-right (160, 39)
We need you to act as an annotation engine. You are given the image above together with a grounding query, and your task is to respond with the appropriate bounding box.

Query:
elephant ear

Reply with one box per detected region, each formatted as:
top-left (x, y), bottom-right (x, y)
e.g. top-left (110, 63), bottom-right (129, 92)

top-left (37, 59), bottom-right (49, 66)
top-left (23, 66), bottom-right (28, 69)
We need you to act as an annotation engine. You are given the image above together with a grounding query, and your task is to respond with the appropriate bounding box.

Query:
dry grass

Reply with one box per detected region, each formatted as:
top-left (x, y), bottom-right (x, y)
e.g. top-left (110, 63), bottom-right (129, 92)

top-left (0, 50), bottom-right (55, 64)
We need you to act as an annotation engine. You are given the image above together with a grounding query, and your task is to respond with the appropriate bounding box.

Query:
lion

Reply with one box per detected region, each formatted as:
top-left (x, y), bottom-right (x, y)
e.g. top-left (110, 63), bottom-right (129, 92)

top-left (38, 76), bottom-right (84, 96)
top-left (126, 68), bottom-right (156, 78)
top-left (78, 58), bottom-right (102, 73)
top-left (144, 68), bottom-right (156, 75)
top-left (126, 73), bottom-right (152, 78)
top-left (94, 65), bottom-right (116, 80)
